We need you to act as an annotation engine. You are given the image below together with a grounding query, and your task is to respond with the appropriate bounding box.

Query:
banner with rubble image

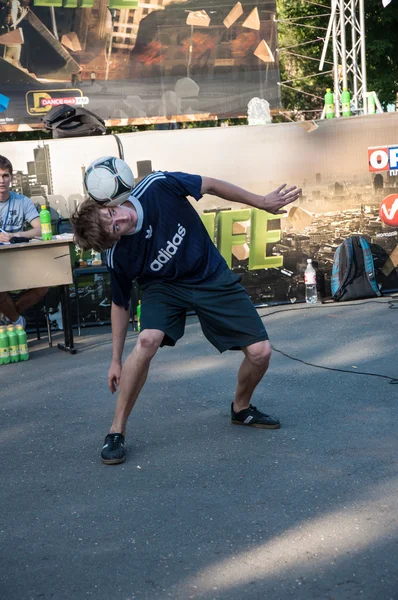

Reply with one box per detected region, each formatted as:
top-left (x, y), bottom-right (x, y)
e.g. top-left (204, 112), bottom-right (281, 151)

top-left (115, 113), bottom-right (398, 304)
top-left (0, 0), bottom-right (279, 130)
top-left (0, 112), bottom-right (398, 329)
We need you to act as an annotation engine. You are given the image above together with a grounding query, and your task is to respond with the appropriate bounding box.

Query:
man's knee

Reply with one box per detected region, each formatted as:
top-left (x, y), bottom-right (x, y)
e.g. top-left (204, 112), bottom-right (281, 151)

top-left (136, 329), bottom-right (164, 358)
top-left (244, 340), bottom-right (272, 369)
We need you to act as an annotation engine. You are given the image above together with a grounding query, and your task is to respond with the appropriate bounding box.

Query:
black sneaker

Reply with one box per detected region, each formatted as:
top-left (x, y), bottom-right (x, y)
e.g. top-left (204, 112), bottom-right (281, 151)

top-left (101, 433), bottom-right (125, 464)
top-left (231, 403), bottom-right (280, 429)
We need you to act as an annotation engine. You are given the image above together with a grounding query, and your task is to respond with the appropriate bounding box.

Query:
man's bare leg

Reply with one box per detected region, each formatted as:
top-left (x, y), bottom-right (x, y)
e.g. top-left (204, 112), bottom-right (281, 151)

top-left (15, 287), bottom-right (49, 314)
top-left (231, 340), bottom-right (279, 428)
top-left (233, 340), bottom-right (271, 411)
top-left (110, 329), bottom-right (165, 435)
top-left (0, 292), bottom-right (19, 322)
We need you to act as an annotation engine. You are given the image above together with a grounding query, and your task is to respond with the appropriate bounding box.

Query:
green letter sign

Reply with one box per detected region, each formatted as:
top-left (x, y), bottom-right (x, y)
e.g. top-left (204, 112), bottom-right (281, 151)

top-left (248, 209), bottom-right (283, 270)
top-left (200, 212), bottom-right (216, 242)
top-left (217, 209), bottom-right (251, 268)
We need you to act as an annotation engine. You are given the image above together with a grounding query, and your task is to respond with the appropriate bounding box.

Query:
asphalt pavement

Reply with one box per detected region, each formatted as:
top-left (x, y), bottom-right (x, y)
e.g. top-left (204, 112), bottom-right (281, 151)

top-left (1, 298), bottom-right (397, 600)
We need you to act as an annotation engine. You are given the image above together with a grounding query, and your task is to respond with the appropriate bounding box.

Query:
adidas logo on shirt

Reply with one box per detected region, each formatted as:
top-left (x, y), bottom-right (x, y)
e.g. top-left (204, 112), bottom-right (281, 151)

top-left (150, 224), bottom-right (186, 272)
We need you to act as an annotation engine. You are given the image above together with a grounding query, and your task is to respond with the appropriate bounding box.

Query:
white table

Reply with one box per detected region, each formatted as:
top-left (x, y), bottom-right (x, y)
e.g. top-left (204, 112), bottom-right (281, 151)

top-left (0, 238), bottom-right (76, 353)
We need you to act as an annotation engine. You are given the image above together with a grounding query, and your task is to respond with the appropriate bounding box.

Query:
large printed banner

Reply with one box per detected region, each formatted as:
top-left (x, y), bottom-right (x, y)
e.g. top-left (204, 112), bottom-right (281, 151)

top-left (1, 112), bottom-right (398, 310)
top-left (0, 0), bottom-right (279, 130)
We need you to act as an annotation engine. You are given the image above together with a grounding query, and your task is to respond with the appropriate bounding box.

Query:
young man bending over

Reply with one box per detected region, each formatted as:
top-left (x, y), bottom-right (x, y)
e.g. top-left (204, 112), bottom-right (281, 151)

top-left (71, 166), bottom-right (300, 464)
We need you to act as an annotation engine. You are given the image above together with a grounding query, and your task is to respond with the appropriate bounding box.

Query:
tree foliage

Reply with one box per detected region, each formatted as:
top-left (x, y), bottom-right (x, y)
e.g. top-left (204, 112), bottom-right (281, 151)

top-left (277, 0), bottom-right (398, 116)
top-left (365, 2), bottom-right (398, 107)
top-left (277, 0), bottom-right (333, 117)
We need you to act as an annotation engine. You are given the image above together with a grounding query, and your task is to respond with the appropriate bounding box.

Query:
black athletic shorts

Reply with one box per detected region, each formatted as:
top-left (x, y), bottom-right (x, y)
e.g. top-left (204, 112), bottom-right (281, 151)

top-left (139, 269), bottom-right (269, 353)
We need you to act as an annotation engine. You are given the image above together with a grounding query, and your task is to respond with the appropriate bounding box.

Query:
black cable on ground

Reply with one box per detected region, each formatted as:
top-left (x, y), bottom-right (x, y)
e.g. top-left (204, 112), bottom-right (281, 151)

top-left (270, 345), bottom-right (398, 384)
top-left (259, 297), bottom-right (398, 385)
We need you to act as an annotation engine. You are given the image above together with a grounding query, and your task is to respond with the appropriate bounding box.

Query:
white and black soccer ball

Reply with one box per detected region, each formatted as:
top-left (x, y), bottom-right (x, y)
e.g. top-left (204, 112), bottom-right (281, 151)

top-left (84, 156), bottom-right (135, 206)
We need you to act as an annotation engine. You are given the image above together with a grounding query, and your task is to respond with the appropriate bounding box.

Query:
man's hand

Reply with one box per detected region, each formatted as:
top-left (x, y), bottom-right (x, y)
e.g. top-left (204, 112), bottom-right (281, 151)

top-left (262, 184), bottom-right (301, 215)
top-left (0, 231), bottom-right (11, 243)
top-left (108, 359), bottom-right (122, 394)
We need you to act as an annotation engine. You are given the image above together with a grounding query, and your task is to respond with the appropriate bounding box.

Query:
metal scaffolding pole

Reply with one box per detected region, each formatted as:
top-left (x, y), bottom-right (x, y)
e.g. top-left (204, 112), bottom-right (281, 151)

top-left (332, 17), bottom-right (340, 117)
top-left (350, 0), bottom-right (359, 110)
top-left (339, 0), bottom-right (348, 89)
top-left (319, 0), bottom-right (369, 115)
top-left (359, 0), bottom-right (368, 114)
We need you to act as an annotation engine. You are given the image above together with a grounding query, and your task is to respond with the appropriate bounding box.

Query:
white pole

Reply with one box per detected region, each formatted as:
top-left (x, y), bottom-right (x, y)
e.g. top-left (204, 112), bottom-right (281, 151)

top-left (319, 0), bottom-right (338, 72)
top-left (332, 13), bottom-right (340, 117)
top-left (351, 0), bottom-right (359, 110)
top-left (339, 0), bottom-right (348, 89)
top-left (359, 0), bottom-right (368, 114)
top-left (50, 7), bottom-right (58, 39)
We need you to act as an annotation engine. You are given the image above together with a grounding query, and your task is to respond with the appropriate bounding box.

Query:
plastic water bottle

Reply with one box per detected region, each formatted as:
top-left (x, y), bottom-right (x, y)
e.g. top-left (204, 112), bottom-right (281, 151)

top-left (304, 259), bottom-right (318, 304)
top-left (40, 205), bottom-right (52, 241)
top-left (6, 325), bottom-right (19, 362)
top-left (341, 88), bottom-right (351, 117)
top-left (367, 92), bottom-right (376, 115)
top-left (16, 324), bottom-right (29, 361)
top-left (324, 88), bottom-right (335, 119)
top-left (0, 327), bottom-right (10, 365)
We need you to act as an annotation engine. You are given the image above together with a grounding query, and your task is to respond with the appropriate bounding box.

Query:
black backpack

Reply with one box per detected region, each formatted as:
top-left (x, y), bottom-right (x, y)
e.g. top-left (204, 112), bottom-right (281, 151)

top-left (42, 104), bottom-right (106, 139)
top-left (331, 236), bottom-right (381, 302)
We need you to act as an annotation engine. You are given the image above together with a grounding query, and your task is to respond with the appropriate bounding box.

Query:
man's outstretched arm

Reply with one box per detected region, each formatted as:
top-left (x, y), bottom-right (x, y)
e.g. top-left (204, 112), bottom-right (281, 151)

top-left (108, 301), bottom-right (130, 393)
top-left (200, 177), bottom-right (301, 215)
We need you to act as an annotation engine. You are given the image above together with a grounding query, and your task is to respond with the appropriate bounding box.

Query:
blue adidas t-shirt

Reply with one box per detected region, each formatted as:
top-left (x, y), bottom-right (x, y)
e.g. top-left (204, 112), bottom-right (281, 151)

top-left (106, 171), bottom-right (228, 308)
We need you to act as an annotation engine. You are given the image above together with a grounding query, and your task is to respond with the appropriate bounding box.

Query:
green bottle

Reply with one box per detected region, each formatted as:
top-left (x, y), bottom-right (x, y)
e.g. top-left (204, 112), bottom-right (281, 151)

top-left (136, 300), bottom-right (141, 332)
top-left (6, 325), bottom-right (19, 363)
top-left (325, 88), bottom-right (335, 119)
top-left (0, 327), bottom-right (10, 365)
top-left (40, 205), bottom-right (52, 240)
top-left (16, 324), bottom-right (29, 361)
top-left (341, 88), bottom-right (351, 117)
top-left (367, 92), bottom-right (376, 115)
